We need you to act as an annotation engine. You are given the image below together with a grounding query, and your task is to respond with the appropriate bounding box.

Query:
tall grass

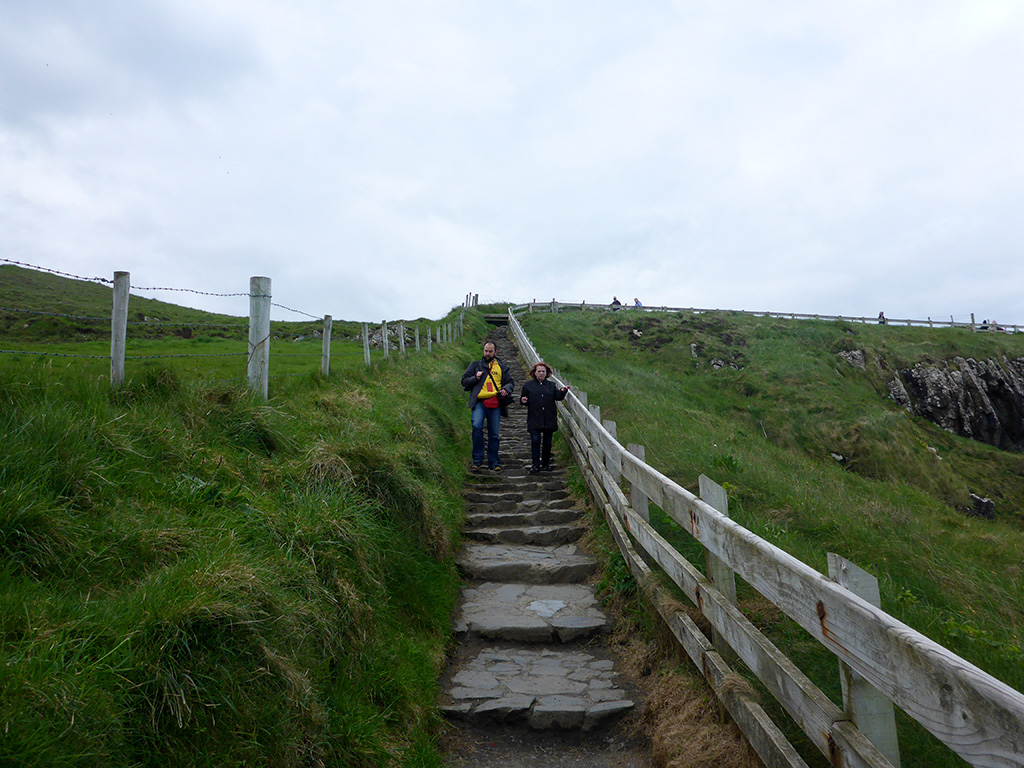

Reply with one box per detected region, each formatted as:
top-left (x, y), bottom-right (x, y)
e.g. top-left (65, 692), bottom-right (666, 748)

top-left (1, 308), bottom-right (479, 766)
top-left (524, 309), bottom-right (1024, 768)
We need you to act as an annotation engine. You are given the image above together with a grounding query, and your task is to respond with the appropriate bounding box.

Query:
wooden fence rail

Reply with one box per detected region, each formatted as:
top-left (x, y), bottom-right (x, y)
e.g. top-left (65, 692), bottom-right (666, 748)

top-left (506, 308), bottom-right (1024, 768)
top-left (511, 301), bottom-right (1022, 334)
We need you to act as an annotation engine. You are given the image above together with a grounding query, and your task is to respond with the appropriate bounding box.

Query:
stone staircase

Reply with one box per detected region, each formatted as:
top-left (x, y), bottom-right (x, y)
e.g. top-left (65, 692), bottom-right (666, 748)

top-left (441, 329), bottom-right (649, 765)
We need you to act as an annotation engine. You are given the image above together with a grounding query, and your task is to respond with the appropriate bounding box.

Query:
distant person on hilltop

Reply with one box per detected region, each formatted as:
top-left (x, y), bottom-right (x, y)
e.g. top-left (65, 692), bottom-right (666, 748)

top-left (461, 340), bottom-right (514, 471)
top-left (520, 361), bottom-right (569, 473)
top-left (633, 298), bottom-right (642, 308)
top-left (611, 296), bottom-right (621, 311)
top-left (878, 311), bottom-right (886, 325)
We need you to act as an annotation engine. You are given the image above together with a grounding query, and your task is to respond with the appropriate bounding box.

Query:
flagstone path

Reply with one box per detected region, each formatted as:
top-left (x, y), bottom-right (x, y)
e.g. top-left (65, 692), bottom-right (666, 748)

top-left (440, 327), bottom-right (654, 767)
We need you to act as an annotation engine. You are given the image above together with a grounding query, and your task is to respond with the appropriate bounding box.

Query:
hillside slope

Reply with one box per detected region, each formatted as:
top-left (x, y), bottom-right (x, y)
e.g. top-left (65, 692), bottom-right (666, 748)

top-left (0, 273), bottom-right (482, 766)
top-left (520, 307), bottom-right (1024, 766)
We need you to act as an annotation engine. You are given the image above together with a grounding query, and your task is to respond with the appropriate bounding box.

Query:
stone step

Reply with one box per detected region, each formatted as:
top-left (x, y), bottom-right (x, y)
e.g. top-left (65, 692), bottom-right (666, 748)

top-left (453, 583), bottom-right (610, 642)
top-left (464, 523), bottom-right (583, 546)
top-left (457, 543), bottom-right (598, 584)
top-left (441, 646), bottom-right (634, 730)
top-left (466, 507), bottom-right (581, 528)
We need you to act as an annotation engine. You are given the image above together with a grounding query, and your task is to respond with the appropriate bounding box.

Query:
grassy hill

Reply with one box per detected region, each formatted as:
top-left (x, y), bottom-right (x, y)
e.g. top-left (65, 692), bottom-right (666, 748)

top-left (519, 307), bottom-right (1024, 767)
top-left (0, 266), bottom-right (481, 766)
top-left (4, 267), bottom-right (1023, 766)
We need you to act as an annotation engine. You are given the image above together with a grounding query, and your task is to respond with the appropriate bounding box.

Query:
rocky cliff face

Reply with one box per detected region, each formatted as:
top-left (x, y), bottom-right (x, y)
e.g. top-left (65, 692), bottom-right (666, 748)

top-left (888, 357), bottom-right (1024, 451)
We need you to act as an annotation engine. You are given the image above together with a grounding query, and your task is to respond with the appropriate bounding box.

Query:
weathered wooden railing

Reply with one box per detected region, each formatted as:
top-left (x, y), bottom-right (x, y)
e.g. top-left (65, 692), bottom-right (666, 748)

top-left (506, 308), bottom-right (1024, 768)
top-left (510, 300), bottom-right (1022, 334)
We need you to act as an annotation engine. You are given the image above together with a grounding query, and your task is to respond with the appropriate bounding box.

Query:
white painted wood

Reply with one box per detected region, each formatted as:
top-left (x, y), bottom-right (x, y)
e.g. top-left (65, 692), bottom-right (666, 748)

top-left (700, 474), bottom-right (738, 663)
top-left (626, 444), bottom-right (649, 523)
top-left (247, 276), bottom-right (271, 399)
top-left (398, 321), bottom-right (406, 354)
top-left (829, 554), bottom-right (901, 768)
top-left (110, 271), bottom-right (130, 387)
top-left (362, 322), bottom-right (371, 365)
top-left (415, 324), bottom-right (420, 352)
top-left (603, 420), bottom-right (620, 481)
top-left (569, 427), bottom-right (811, 768)
top-left (382, 320), bottom-right (389, 359)
top-left (652, 477), bottom-right (1024, 767)
top-left (321, 315), bottom-right (332, 376)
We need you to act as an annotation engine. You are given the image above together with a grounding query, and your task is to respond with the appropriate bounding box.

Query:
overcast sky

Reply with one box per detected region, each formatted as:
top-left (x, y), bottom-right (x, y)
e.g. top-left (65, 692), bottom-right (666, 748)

top-left (3, 1), bottom-right (1023, 325)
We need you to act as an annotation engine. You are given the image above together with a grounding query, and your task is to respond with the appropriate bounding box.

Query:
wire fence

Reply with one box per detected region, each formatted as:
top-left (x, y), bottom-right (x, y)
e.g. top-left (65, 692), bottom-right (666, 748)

top-left (0, 259), bottom-right (469, 393)
top-left (510, 299), bottom-right (1022, 334)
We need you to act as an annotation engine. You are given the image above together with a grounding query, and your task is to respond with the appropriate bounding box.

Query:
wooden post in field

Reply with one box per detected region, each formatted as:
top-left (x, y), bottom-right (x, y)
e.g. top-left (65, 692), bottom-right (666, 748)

top-left (473, 293), bottom-right (478, 306)
top-left (415, 324), bottom-right (420, 352)
top-left (110, 271), bottom-right (130, 387)
top-left (382, 320), bottom-right (389, 359)
top-left (529, 301), bottom-right (534, 314)
top-left (699, 475), bottom-right (738, 663)
top-left (247, 276), bottom-right (271, 400)
top-left (398, 321), bottom-right (406, 354)
top-left (321, 315), bottom-right (332, 376)
top-left (603, 420), bottom-right (619, 482)
top-left (971, 313), bottom-right (976, 332)
top-left (427, 327), bottom-right (433, 352)
top-left (827, 554), bottom-right (902, 767)
top-left (576, 390), bottom-right (588, 410)
top-left (627, 443), bottom-right (649, 523)
top-left (362, 323), bottom-right (371, 366)
top-left (551, 298), bottom-right (556, 314)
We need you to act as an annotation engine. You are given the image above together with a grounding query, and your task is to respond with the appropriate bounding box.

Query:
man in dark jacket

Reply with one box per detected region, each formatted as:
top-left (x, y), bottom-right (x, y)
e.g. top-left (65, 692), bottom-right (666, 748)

top-left (519, 360), bottom-right (569, 473)
top-left (461, 341), bottom-right (514, 470)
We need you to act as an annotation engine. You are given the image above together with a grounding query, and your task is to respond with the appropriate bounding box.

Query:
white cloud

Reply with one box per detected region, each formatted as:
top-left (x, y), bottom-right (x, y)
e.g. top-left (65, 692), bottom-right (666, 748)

top-left (2, 1), bottom-right (1023, 323)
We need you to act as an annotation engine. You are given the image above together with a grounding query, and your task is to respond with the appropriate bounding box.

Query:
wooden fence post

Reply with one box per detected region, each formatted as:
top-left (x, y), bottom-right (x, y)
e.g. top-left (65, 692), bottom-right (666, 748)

top-left (827, 553), bottom-right (902, 767)
top-left (362, 322), bottom-right (371, 366)
top-left (247, 276), bottom-right (271, 400)
top-left (415, 324), bottom-right (420, 352)
top-left (110, 271), bottom-right (130, 387)
top-left (627, 443), bottom-right (649, 523)
top-left (321, 315), bottom-right (332, 376)
top-left (382, 320), bottom-right (389, 359)
top-left (603, 420), bottom-right (619, 481)
top-left (428, 327), bottom-right (433, 352)
top-left (699, 475), bottom-right (738, 662)
top-left (398, 321), bottom-right (406, 354)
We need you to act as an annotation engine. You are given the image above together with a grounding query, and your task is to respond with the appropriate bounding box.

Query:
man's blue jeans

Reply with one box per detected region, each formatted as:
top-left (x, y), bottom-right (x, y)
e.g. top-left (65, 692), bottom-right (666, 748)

top-left (471, 401), bottom-right (501, 468)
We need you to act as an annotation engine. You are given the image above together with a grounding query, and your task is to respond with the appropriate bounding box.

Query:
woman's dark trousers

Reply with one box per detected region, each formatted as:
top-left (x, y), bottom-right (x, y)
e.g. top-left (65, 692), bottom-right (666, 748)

top-left (529, 428), bottom-right (554, 469)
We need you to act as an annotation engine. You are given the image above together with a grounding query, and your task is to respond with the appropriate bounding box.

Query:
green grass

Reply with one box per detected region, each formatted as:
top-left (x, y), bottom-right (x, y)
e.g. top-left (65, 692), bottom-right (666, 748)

top-left (0, 270), bottom-right (483, 766)
top-left (521, 308), bottom-right (1024, 768)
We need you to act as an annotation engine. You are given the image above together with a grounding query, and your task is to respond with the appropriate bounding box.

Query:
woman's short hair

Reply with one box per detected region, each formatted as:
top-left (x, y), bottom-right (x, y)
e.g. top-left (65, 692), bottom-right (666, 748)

top-left (529, 361), bottom-right (553, 379)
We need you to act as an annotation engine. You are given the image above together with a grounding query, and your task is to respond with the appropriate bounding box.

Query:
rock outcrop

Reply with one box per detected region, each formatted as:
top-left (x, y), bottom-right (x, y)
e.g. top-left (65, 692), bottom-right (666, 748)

top-left (888, 356), bottom-right (1024, 451)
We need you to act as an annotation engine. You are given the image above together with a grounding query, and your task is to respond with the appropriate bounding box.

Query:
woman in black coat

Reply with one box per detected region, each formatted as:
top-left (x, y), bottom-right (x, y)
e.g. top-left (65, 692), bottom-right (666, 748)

top-left (519, 361), bottom-right (569, 473)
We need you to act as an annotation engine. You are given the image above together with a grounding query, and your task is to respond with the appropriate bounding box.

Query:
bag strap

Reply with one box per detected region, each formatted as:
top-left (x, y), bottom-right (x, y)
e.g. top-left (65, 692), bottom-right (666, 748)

top-left (486, 362), bottom-right (503, 395)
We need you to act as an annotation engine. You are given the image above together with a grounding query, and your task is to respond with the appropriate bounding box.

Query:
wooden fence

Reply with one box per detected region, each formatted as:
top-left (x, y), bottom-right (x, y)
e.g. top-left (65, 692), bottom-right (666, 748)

top-left (506, 308), bottom-right (1024, 768)
top-left (512, 300), bottom-right (1022, 334)
top-left (108, 273), bottom-right (468, 397)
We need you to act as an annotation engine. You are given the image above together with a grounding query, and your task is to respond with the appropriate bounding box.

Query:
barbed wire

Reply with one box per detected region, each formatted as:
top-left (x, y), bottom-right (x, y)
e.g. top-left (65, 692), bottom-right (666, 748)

top-left (130, 285), bottom-right (249, 297)
top-left (0, 349), bottom-right (110, 360)
top-left (0, 257), bottom-right (112, 284)
top-left (0, 305), bottom-right (108, 322)
top-left (125, 353), bottom-right (247, 360)
top-left (270, 302), bottom-right (321, 320)
top-left (0, 304), bottom-right (246, 329)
